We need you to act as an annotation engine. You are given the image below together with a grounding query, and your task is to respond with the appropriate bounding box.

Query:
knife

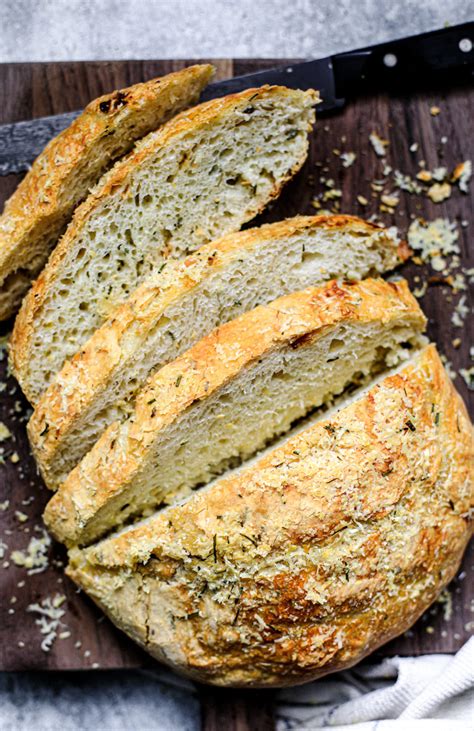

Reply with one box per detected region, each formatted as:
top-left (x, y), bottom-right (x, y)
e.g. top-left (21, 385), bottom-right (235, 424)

top-left (1, 22), bottom-right (472, 176)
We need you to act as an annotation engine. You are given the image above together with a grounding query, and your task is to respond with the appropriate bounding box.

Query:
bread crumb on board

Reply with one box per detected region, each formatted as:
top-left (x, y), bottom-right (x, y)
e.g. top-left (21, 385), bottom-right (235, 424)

top-left (381, 194), bottom-right (400, 208)
top-left (427, 182), bottom-right (451, 203)
top-left (417, 169), bottom-right (432, 183)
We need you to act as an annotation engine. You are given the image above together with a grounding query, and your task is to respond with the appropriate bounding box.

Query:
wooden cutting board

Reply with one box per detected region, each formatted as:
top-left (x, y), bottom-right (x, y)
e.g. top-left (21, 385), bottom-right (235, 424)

top-left (0, 58), bottom-right (472, 730)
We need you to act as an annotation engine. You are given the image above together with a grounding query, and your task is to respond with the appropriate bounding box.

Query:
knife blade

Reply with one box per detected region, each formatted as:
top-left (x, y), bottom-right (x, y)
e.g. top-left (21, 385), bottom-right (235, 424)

top-left (0, 22), bottom-right (472, 175)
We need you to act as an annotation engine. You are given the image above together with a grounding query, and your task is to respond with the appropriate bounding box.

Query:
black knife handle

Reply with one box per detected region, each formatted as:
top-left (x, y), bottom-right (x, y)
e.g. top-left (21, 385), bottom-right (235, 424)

top-left (332, 22), bottom-right (474, 99)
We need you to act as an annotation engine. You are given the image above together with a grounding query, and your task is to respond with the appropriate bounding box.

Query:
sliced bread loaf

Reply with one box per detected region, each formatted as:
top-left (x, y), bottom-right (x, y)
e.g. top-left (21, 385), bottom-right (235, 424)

top-left (29, 215), bottom-right (410, 491)
top-left (43, 278), bottom-right (426, 547)
top-left (0, 64), bottom-right (214, 321)
top-left (10, 85), bottom-right (318, 404)
top-left (67, 345), bottom-right (474, 686)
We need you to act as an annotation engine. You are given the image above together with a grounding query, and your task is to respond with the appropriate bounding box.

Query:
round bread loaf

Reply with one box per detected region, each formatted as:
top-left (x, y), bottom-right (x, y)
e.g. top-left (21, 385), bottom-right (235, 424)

top-left (67, 345), bottom-right (473, 687)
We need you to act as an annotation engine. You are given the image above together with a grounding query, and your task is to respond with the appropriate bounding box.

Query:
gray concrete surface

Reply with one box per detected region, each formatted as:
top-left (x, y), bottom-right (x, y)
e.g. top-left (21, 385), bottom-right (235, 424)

top-left (0, 1), bottom-right (472, 729)
top-left (0, 671), bottom-right (200, 731)
top-left (0, 0), bottom-right (472, 62)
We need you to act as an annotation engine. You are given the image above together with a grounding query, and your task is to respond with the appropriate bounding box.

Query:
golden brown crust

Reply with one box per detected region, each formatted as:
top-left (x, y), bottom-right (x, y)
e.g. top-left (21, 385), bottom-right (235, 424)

top-left (10, 85), bottom-right (319, 399)
top-left (28, 214), bottom-right (408, 490)
top-left (43, 278), bottom-right (425, 546)
top-left (0, 64), bottom-right (214, 321)
top-left (67, 345), bottom-right (474, 687)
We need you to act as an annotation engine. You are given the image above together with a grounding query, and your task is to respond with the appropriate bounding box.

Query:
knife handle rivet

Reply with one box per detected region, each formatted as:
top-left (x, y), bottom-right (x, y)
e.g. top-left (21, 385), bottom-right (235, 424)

top-left (459, 38), bottom-right (472, 53)
top-left (383, 53), bottom-right (398, 68)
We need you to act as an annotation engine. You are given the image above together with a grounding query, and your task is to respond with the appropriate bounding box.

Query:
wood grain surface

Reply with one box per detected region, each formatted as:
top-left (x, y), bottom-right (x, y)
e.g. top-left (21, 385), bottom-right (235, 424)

top-left (0, 59), bottom-right (472, 730)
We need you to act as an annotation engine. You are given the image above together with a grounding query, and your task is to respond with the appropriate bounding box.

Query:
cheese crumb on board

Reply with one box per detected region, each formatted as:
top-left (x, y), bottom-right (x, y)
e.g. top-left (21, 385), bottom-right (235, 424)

top-left (436, 589), bottom-right (454, 621)
top-left (26, 594), bottom-right (67, 652)
top-left (0, 539), bottom-right (8, 559)
top-left (340, 151), bottom-right (356, 168)
top-left (407, 218), bottom-right (459, 261)
top-left (0, 422), bottom-right (12, 441)
top-left (432, 166), bottom-right (448, 182)
top-left (460, 367), bottom-right (474, 390)
top-left (394, 170), bottom-right (423, 194)
top-left (452, 160), bottom-right (472, 193)
top-left (451, 296), bottom-right (469, 328)
top-left (322, 188), bottom-right (342, 201)
top-left (369, 132), bottom-right (389, 157)
top-left (10, 530), bottom-right (52, 574)
top-left (412, 280), bottom-right (428, 299)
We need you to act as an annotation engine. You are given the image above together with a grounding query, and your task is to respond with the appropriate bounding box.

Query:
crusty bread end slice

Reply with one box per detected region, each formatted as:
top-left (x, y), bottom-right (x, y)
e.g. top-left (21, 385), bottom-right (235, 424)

top-left (29, 214), bottom-right (410, 491)
top-left (66, 345), bottom-right (473, 686)
top-left (43, 278), bottom-right (426, 547)
top-left (10, 85), bottom-right (318, 403)
top-left (0, 64), bottom-right (214, 320)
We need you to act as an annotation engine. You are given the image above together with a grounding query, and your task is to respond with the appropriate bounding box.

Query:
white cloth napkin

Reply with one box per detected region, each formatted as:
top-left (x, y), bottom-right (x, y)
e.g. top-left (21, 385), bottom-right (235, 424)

top-left (276, 638), bottom-right (474, 730)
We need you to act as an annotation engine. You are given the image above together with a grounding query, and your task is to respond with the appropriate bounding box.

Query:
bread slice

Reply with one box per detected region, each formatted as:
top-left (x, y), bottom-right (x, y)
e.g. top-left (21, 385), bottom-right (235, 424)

top-left (10, 85), bottom-right (318, 404)
top-left (29, 215), bottom-right (410, 491)
top-left (66, 345), bottom-right (473, 687)
top-left (43, 278), bottom-right (426, 546)
top-left (0, 64), bottom-right (214, 321)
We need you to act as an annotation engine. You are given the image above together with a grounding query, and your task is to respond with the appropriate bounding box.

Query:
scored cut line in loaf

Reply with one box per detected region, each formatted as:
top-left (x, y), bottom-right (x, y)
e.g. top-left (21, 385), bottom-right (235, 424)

top-left (67, 345), bottom-right (474, 687)
top-left (29, 214), bottom-right (410, 491)
top-left (0, 64), bottom-right (214, 321)
top-left (10, 84), bottom-right (319, 404)
top-left (43, 277), bottom-right (426, 547)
